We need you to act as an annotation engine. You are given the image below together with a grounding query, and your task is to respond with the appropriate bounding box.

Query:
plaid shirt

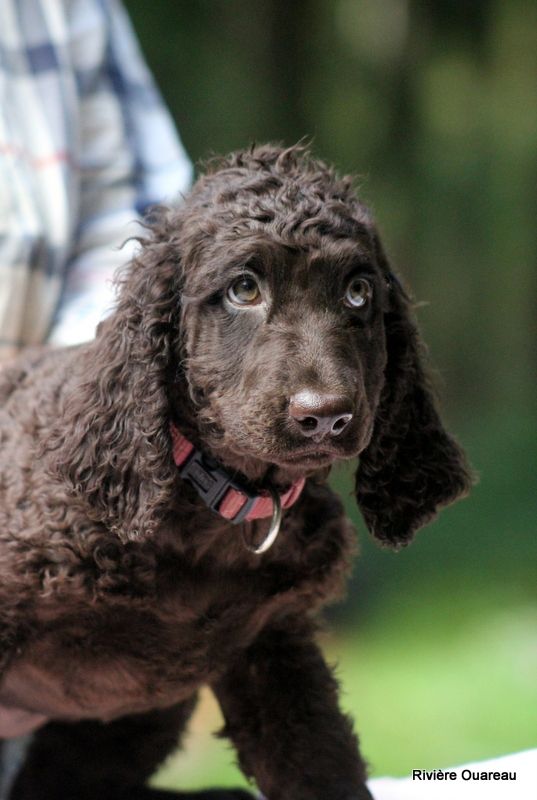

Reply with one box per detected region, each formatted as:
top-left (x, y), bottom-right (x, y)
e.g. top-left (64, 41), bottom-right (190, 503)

top-left (0, 0), bottom-right (192, 358)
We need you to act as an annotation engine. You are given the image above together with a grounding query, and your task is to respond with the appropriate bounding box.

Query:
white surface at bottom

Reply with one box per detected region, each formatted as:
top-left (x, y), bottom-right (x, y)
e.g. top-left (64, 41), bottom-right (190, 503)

top-left (367, 749), bottom-right (537, 800)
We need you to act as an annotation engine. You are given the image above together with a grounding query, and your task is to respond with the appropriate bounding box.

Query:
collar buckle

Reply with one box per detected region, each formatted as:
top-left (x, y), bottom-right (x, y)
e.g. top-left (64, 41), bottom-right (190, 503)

top-left (179, 449), bottom-right (256, 523)
top-left (171, 423), bottom-right (305, 534)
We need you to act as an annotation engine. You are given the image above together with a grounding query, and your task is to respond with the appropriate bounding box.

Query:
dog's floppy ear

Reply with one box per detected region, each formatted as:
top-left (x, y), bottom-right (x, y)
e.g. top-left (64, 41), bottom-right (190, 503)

top-left (44, 209), bottom-right (184, 542)
top-left (355, 231), bottom-right (472, 549)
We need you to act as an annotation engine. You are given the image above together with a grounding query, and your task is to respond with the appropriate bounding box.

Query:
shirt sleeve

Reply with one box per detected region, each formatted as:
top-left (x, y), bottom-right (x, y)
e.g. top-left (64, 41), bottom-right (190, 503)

top-left (48, 0), bottom-right (192, 347)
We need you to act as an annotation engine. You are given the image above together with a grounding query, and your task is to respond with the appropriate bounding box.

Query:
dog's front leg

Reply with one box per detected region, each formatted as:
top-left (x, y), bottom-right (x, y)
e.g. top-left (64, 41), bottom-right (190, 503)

top-left (213, 622), bottom-right (373, 800)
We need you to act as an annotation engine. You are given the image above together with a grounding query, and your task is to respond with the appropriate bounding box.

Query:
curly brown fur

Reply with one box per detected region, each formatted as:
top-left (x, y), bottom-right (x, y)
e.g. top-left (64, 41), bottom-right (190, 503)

top-left (0, 144), bottom-right (471, 800)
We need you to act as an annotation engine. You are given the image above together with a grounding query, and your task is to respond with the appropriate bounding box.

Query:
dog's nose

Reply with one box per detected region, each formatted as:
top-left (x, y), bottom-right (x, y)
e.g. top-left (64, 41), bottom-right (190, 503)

top-left (288, 389), bottom-right (353, 439)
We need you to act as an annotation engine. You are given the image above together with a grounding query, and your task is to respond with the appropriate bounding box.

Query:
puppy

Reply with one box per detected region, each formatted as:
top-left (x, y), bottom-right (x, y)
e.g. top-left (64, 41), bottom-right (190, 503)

top-left (0, 145), bottom-right (471, 800)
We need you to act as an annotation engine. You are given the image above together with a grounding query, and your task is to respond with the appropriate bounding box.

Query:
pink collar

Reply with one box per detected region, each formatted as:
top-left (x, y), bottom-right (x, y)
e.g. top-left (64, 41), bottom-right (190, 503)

top-left (170, 424), bottom-right (305, 524)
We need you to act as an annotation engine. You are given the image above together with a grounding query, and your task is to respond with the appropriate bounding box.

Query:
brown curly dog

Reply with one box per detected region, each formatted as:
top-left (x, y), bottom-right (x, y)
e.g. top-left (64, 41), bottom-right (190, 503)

top-left (0, 145), bottom-right (471, 800)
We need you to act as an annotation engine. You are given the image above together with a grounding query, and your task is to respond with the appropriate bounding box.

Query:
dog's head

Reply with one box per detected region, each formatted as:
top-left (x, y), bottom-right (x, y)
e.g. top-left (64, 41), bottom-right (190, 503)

top-left (170, 145), bottom-right (471, 546)
top-left (178, 150), bottom-right (386, 470)
top-left (55, 145), bottom-right (471, 547)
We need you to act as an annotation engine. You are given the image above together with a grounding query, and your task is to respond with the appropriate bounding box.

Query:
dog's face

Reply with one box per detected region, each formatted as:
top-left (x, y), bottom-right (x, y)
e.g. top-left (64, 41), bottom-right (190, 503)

top-left (181, 228), bottom-right (389, 473)
top-left (175, 148), bottom-right (399, 478)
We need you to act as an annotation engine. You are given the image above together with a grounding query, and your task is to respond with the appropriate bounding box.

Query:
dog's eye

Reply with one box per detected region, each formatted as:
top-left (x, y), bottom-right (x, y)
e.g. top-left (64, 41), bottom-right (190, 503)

top-left (345, 277), bottom-right (373, 308)
top-left (227, 276), bottom-right (261, 306)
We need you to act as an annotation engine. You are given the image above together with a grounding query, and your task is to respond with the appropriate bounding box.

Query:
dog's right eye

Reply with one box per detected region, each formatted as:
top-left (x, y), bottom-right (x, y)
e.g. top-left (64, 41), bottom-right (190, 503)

top-left (227, 276), bottom-right (262, 306)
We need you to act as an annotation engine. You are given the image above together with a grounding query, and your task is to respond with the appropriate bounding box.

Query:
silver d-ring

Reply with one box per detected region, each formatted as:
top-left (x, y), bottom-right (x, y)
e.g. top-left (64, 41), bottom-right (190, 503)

top-left (244, 488), bottom-right (282, 555)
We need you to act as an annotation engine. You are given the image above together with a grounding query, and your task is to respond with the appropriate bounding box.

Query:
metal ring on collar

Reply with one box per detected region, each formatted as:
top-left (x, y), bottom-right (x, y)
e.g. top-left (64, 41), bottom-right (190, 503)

top-left (244, 487), bottom-right (282, 555)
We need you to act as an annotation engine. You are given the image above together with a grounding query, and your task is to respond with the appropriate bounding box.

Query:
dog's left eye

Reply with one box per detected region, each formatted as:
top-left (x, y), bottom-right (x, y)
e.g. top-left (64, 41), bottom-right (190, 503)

top-left (227, 276), bottom-right (262, 306)
top-left (345, 277), bottom-right (373, 308)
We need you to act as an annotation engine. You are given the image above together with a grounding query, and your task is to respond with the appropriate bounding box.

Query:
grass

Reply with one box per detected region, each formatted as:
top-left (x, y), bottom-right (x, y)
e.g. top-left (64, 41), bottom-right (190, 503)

top-left (337, 595), bottom-right (537, 775)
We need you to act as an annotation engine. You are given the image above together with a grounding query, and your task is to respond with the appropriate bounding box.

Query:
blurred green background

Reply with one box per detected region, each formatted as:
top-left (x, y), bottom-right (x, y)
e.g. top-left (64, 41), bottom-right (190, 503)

top-left (126, 0), bottom-right (536, 788)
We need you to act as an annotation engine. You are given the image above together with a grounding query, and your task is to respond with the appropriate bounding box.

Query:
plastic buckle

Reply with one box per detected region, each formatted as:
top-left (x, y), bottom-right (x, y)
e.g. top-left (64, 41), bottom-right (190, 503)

top-left (179, 450), bottom-right (257, 524)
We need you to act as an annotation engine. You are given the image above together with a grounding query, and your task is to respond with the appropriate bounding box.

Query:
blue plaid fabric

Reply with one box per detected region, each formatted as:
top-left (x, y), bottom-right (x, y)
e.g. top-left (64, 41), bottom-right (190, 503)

top-left (0, 0), bottom-right (192, 355)
top-left (0, 736), bottom-right (32, 800)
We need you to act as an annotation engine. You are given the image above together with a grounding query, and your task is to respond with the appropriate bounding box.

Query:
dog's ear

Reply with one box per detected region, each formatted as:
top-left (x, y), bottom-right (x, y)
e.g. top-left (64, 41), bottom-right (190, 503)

top-left (355, 231), bottom-right (472, 549)
top-left (45, 210), bottom-right (184, 542)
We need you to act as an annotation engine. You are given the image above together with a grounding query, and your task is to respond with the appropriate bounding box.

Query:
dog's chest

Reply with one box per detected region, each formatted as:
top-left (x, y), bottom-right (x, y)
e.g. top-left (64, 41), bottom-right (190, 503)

top-left (0, 561), bottom-right (291, 726)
